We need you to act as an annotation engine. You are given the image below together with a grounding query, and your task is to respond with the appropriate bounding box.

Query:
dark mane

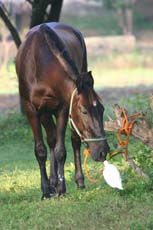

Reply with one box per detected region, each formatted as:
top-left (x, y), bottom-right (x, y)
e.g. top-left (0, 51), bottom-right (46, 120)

top-left (40, 24), bottom-right (79, 81)
top-left (72, 29), bottom-right (84, 50)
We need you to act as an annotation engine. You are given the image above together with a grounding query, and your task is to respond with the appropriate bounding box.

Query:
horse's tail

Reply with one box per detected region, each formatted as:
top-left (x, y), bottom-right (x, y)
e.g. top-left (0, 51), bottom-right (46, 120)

top-left (40, 24), bottom-right (79, 81)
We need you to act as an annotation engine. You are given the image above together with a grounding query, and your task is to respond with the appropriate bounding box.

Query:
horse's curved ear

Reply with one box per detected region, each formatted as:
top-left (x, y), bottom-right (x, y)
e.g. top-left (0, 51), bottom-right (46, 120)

top-left (88, 71), bottom-right (94, 87)
top-left (76, 71), bottom-right (94, 92)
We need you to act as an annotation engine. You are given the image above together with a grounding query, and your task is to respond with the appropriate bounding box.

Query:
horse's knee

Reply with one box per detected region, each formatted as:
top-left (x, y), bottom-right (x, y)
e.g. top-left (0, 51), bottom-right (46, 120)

top-left (35, 142), bottom-right (47, 162)
top-left (47, 137), bottom-right (56, 149)
top-left (55, 145), bottom-right (66, 162)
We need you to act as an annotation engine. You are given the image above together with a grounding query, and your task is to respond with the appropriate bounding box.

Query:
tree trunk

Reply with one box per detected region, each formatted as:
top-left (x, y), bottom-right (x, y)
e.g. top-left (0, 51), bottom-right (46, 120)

top-left (30, 0), bottom-right (51, 28)
top-left (0, 4), bottom-right (21, 48)
top-left (47, 0), bottom-right (63, 22)
top-left (117, 8), bottom-right (127, 34)
top-left (117, 7), bottom-right (133, 35)
top-left (125, 7), bottom-right (133, 34)
top-left (30, 0), bottom-right (63, 28)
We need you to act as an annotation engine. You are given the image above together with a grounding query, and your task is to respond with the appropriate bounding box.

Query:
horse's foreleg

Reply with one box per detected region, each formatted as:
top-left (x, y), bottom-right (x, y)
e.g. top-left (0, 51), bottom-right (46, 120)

top-left (41, 113), bottom-right (57, 194)
top-left (54, 108), bottom-right (67, 196)
top-left (25, 102), bottom-right (50, 199)
top-left (71, 131), bottom-right (85, 188)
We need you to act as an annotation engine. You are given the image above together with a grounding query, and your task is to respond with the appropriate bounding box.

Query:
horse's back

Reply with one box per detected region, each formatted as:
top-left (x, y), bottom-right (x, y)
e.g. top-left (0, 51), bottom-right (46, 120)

top-left (16, 22), bottom-right (87, 102)
top-left (28, 22), bottom-right (84, 50)
top-left (17, 22), bottom-right (86, 78)
top-left (27, 22), bottom-right (86, 72)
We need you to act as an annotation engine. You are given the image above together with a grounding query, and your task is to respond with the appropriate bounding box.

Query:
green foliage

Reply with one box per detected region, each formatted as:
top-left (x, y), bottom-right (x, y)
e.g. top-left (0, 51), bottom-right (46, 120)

top-left (103, 0), bottom-right (114, 9)
top-left (105, 93), bottom-right (153, 176)
top-left (134, 13), bottom-right (153, 31)
top-left (86, 0), bottom-right (134, 9)
top-left (0, 93), bottom-right (153, 229)
top-left (61, 13), bottom-right (121, 36)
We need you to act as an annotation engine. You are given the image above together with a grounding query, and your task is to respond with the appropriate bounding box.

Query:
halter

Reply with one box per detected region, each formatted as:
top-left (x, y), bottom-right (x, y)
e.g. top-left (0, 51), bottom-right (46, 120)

top-left (69, 88), bottom-right (107, 143)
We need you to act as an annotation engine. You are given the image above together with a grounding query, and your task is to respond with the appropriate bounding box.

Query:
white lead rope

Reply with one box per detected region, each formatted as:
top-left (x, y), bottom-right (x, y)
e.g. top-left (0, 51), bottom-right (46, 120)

top-left (68, 88), bottom-right (107, 143)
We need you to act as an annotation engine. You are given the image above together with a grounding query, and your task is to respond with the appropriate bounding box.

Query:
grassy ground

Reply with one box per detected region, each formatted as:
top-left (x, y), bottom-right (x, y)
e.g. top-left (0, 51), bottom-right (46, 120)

top-left (0, 63), bottom-right (17, 94)
top-left (1, 67), bottom-right (153, 94)
top-left (0, 93), bottom-right (153, 229)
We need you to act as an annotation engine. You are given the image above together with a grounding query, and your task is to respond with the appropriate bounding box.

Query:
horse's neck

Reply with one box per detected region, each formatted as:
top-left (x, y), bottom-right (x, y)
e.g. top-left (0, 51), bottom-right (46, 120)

top-left (63, 81), bottom-right (76, 106)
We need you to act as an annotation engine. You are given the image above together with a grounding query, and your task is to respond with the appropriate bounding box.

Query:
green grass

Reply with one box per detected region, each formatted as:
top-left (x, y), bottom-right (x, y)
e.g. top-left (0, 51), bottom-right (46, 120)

top-left (0, 63), bottom-right (17, 94)
top-left (1, 67), bottom-right (153, 93)
top-left (89, 50), bottom-right (153, 89)
top-left (0, 94), bottom-right (153, 229)
top-left (93, 68), bottom-right (153, 89)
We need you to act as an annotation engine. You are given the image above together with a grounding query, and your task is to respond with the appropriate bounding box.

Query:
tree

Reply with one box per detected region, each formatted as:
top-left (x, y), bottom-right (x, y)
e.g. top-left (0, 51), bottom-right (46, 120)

top-left (114, 0), bottom-right (138, 35)
top-left (0, 2), bottom-right (21, 48)
top-left (28, 0), bottom-right (63, 28)
top-left (0, 0), bottom-right (63, 48)
top-left (104, 0), bottom-right (139, 35)
top-left (87, 0), bottom-right (138, 35)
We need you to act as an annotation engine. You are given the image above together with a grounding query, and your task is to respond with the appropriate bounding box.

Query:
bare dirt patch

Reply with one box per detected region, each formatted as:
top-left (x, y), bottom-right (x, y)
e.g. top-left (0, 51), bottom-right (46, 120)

top-left (0, 94), bottom-right (19, 114)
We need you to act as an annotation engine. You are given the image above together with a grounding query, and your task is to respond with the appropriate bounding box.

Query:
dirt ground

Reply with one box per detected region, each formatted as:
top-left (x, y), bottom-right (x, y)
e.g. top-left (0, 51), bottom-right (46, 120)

top-left (0, 94), bottom-right (20, 113)
top-left (0, 85), bottom-right (152, 114)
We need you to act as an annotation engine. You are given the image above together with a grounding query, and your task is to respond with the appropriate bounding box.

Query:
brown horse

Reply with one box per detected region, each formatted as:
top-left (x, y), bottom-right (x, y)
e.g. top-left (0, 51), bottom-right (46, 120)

top-left (16, 22), bottom-right (110, 199)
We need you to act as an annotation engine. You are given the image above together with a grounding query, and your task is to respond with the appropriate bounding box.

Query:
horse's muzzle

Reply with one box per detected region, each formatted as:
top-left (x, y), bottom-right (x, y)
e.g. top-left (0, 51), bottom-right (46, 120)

top-left (89, 141), bottom-right (110, 162)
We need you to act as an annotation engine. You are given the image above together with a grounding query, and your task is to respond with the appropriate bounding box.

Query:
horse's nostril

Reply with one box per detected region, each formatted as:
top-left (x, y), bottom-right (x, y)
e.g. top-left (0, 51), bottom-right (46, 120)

top-left (105, 142), bottom-right (110, 153)
top-left (100, 152), bottom-right (106, 161)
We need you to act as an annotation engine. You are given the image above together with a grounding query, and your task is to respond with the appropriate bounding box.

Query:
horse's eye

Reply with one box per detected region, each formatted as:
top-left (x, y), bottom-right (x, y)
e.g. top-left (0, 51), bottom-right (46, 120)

top-left (79, 106), bottom-right (88, 115)
top-left (82, 110), bottom-right (88, 115)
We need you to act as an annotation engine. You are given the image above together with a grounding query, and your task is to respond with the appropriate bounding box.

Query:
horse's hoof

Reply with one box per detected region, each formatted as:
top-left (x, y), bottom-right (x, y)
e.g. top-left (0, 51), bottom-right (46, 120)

top-left (78, 184), bottom-right (85, 189)
top-left (50, 185), bottom-right (57, 195)
top-left (41, 192), bottom-right (56, 200)
top-left (57, 181), bottom-right (66, 196)
top-left (41, 186), bottom-right (57, 200)
top-left (41, 193), bottom-right (51, 200)
top-left (76, 179), bottom-right (85, 189)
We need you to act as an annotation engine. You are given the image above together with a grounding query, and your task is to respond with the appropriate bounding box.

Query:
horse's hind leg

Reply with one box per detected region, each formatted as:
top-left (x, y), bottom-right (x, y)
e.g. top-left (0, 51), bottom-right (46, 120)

top-left (71, 130), bottom-right (85, 188)
top-left (24, 101), bottom-right (51, 199)
top-left (40, 113), bottom-right (57, 194)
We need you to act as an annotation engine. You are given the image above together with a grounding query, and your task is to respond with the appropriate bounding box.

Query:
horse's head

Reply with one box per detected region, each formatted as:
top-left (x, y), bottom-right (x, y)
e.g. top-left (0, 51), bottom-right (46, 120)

top-left (69, 71), bottom-right (110, 162)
